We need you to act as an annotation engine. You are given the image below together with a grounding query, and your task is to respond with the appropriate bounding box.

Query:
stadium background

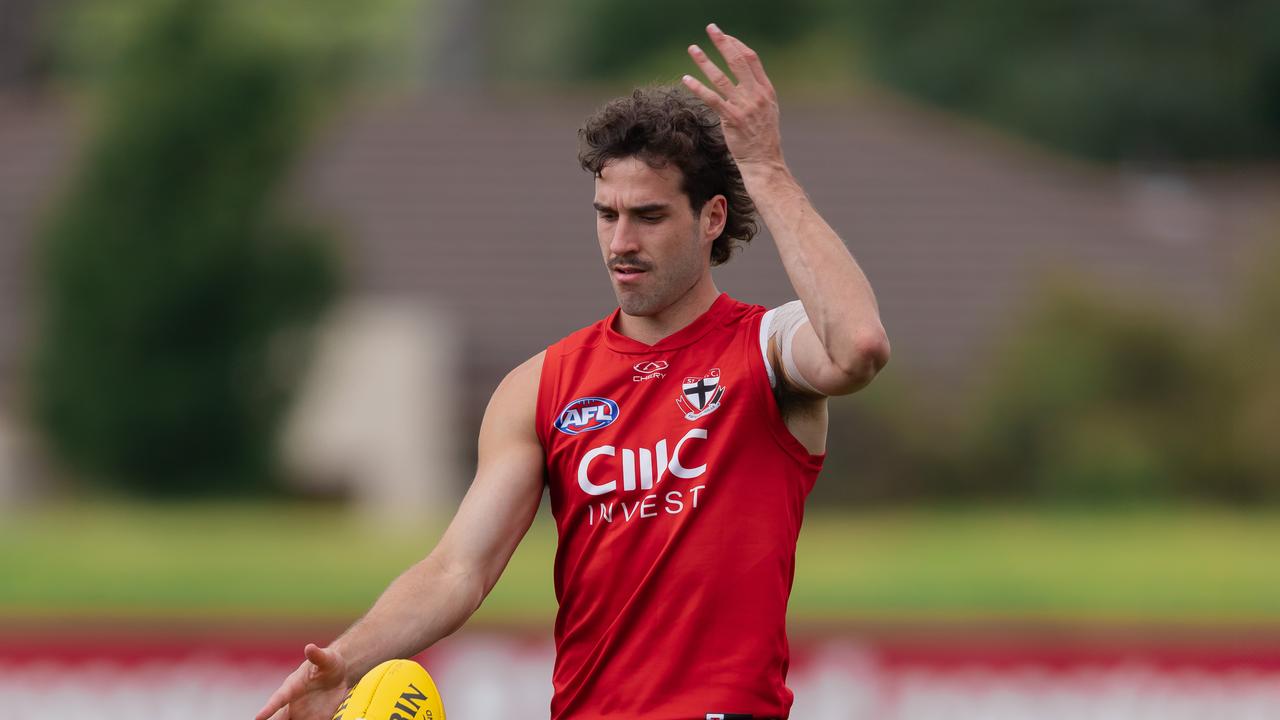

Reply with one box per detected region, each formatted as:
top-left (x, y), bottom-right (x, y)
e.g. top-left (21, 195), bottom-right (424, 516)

top-left (1, 0), bottom-right (1278, 716)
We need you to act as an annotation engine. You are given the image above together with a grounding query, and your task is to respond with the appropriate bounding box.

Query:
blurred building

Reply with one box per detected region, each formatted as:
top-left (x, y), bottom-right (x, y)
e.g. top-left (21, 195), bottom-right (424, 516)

top-left (0, 0), bottom-right (55, 92)
top-left (293, 92), bottom-right (1279, 418)
top-left (0, 95), bottom-right (71, 500)
top-left (1, 91), bottom-right (1277, 497)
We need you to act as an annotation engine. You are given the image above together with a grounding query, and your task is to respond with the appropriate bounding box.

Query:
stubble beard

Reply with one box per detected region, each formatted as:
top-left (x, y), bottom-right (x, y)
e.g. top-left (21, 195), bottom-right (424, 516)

top-left (614, 250), bottom-right (702, 317)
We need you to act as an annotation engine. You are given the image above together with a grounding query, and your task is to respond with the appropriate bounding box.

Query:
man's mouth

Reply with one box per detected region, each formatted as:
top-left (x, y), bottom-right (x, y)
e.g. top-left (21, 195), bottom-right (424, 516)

top-left (610, 260), bottom-right (650, 281)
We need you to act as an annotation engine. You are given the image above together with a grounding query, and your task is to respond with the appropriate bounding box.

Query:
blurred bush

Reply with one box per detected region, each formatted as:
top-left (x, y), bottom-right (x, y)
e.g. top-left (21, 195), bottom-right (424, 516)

top-left (819, 372), bottom-right (946, 506)
top-left (958, 278), bottom-right (1223, 504)
top-left (28, 0), bottom-right (410, 496)
top-left (821, 246), bottom-right (1280, 506)
top-left (1220, 238), bottom-right (1280, 499)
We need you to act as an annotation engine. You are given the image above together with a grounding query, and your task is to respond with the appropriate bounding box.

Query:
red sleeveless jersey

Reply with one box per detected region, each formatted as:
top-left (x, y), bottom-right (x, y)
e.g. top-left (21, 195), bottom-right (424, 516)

top-left (534, 293), bottom-right (824, 719)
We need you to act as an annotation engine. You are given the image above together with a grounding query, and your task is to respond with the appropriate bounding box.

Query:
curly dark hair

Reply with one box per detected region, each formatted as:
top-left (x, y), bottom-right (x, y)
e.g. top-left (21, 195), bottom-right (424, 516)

top-left (578, 86), bottom-right (758, 266)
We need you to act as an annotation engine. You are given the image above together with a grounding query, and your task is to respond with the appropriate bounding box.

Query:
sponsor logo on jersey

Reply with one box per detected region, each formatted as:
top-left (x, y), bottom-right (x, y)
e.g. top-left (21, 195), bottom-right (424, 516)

top-left (577, 428), bottom-right (708, 496)
top-left (554, 396), bottom-right (619, 436)
top-left (632, 360), bottom-right (668, 382)
top-left (678, 368), bottom-right (725, 420)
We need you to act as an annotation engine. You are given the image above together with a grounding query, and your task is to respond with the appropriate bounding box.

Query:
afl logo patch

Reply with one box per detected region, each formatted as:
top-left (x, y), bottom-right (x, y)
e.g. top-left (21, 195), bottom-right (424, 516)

top-left (554, 397), bottom-right (620, 436)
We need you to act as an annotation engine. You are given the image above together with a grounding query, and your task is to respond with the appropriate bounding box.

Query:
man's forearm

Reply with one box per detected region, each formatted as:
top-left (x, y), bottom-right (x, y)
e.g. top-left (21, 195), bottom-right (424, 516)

top-left (681, 24), bottom-right (887, 376)
top-left (330, 553), bottom-right (485, 685)
top-left (741, 161), bottom-right (887, 373)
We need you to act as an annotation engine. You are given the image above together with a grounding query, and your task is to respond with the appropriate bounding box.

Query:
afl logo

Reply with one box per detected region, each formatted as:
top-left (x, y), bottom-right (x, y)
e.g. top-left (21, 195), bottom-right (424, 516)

top-left (554, 397), bottom-right (620, 436)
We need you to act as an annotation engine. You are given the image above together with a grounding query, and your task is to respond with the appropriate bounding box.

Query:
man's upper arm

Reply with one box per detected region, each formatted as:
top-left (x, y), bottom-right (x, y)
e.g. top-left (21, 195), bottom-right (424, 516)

top-left (430, 351), bottom-right (546, 596)
top-left (762, 301), bottom-right (883, 398)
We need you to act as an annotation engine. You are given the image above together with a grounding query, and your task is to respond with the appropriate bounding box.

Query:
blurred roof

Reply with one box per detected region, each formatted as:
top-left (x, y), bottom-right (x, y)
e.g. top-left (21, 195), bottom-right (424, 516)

top-left (2, 91), bottom-right (1278, 421)
top-left (297, 93), bottom-right (1280, 411)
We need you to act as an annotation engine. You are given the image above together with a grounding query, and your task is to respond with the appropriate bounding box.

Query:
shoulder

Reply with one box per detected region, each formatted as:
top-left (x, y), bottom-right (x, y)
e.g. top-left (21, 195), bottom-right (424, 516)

top-left (478, 352), bottom-right (547, 452)
top-left (492, 351), bottom-right (545, 408)
top-left (721, 295), bottom-right (768, 324)
top-left (551, 318), bottom-right (609, 358)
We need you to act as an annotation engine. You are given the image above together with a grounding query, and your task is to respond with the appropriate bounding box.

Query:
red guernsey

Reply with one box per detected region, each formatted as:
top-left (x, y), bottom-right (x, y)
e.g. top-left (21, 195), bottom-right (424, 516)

top-left (536, 293), bottom-right (824, 719)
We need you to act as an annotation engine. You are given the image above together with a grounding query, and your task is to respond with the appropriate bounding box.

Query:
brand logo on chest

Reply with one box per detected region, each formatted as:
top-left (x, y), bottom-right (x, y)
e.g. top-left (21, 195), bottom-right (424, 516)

top-left (632, 360), bottom-right (668, 382)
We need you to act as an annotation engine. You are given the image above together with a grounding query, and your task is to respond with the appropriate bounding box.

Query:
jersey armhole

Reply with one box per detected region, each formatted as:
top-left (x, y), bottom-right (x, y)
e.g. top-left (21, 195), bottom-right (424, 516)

top-left (747, 310), bottom-right (826, 467)
top-left (534, 343), bottom-right (563, 453)
top-left (758, 306), bottom-right (779, 389)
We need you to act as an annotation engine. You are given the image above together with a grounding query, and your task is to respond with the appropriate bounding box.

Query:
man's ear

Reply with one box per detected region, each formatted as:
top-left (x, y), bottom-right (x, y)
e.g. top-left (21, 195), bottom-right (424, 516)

top-left (701, 195), bottom-right (728, 243)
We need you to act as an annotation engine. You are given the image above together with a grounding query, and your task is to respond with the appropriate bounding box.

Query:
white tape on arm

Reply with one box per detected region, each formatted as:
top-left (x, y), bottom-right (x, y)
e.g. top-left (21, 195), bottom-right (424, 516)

top-left (758, 307), bottom-right (779, 388)
top-left (760, 300), bottom-right (822, 395)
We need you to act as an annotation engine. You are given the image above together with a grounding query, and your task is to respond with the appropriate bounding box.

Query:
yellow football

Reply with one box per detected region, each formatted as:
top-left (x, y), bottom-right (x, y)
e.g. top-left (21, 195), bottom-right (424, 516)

top-left (332, 659), bottom-right (445, 720)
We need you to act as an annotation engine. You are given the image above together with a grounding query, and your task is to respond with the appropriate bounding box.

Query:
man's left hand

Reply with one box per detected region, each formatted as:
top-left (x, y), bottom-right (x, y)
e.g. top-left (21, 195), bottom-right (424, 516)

top-left (682, 23), bottom-right (784, 173)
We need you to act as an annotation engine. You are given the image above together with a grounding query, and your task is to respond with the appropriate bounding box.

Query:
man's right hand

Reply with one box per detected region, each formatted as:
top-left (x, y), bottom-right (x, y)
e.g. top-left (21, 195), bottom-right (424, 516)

top-left (254, 643), bottom-right (351, 720)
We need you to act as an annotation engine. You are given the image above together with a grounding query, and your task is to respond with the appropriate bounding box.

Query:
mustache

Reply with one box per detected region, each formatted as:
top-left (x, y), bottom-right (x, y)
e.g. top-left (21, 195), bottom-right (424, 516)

top-left (608, 256), bottom-right (653, 272)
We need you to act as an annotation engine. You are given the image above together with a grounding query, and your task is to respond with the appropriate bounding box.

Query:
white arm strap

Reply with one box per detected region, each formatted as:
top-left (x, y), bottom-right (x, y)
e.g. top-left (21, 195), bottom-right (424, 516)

top-left (758, 300), bottom-right (822, 395)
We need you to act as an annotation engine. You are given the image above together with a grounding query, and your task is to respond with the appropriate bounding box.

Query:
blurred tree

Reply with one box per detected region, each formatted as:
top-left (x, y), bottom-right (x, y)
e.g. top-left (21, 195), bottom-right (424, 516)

top-left (819, 370), bottom-right (954, 506)
top-left (1221, 237), bottom-right (1280, 500)
top-left (959, 276), bottom-right (1236, 504)
top-left (854, 0), bottom-right (1280, 162)
top-left (559, 0), bottom-right (830, 84)
top-left (53, 0), bottom-right (418, 92)
top-left (484, 0), bottom-right (864, 94)
top-left (29, 0), bottom-right (409, 495)
top-left (538, 0), bottom-right (1280, 162)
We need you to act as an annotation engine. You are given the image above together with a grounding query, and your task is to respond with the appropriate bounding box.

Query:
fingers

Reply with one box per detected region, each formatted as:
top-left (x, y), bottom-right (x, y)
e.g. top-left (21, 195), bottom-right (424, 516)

top-left (255, 644), bottom-right (336, 720)
top-left (687, 43), bottom-right (734, 95)
top-left (706, 23), bottom-right (774, 95)
top-left (736, 40), bottom-right (774, 94)
top-left (256, 663), bottom-right (311, 720)
top-left (705, 23), bottom-right (758, 89)
top-left (680, 74), bottom-right (729, 115)
top-left (255, 684), bottom-right (294, 720)
top-left (304, 643), bottom-right (349, 682)
top-left (304, 643), bottom-right (333, 672)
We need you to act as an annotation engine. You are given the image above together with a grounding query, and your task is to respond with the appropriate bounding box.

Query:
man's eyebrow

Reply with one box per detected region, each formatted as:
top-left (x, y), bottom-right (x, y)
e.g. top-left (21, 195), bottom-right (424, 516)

top-left (592, 202), bottom-right (671, 213)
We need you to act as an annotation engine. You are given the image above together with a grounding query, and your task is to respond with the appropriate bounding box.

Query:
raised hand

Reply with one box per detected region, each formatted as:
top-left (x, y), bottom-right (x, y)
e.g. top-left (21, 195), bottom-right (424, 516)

top-left (254, 643), bottom-right (351, 720)
top-left (681, 23), bottom-right (784, 172)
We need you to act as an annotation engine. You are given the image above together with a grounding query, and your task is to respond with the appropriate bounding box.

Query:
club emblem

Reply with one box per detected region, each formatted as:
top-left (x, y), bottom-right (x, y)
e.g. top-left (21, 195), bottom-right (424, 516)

top-left (677, 368), bottom-right (725, 420)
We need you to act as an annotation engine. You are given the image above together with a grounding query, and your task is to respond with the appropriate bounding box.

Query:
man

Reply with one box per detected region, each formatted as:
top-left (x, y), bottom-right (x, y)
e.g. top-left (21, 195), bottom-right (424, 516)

top-left (256, 23), bottom-right (888, 720)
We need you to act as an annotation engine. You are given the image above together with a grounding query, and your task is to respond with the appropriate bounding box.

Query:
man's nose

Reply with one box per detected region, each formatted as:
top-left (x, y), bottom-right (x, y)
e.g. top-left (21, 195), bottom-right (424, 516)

top-left (608, 216), bottom-right (642, 256)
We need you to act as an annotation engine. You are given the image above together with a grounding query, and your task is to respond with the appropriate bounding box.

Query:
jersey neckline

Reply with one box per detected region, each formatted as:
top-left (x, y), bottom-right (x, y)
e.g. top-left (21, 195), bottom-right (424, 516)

top-left (602, 292), bottom-right (734, 354)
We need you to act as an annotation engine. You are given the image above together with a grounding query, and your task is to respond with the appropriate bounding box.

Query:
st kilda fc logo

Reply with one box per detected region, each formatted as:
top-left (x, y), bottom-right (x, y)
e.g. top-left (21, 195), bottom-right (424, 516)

top-left (677, 368), bottom-right (725, 421)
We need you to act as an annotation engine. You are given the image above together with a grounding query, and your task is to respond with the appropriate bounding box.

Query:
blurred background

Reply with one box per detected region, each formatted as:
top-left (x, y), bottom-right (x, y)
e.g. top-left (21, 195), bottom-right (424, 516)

top-left (2, 0), bottom-right (1279, 716)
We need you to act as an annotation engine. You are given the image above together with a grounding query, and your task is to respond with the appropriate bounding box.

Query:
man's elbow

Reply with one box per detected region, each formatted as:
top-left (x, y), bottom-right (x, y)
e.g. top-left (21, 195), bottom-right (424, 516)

top-left (830, 328), bottom-right (890, 394)
top-left (422, 552), bottom-right (488, 619)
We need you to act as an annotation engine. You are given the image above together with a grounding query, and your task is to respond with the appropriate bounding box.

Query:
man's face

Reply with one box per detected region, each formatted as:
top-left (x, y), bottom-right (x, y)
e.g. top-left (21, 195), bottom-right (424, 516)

top-left (594, 156), bottom-right (723, 316)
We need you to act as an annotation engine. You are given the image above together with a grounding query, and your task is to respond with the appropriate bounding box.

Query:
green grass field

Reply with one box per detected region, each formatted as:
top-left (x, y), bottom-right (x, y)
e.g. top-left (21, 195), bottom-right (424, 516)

top-left (2, 502), bottom-right (1278, 626)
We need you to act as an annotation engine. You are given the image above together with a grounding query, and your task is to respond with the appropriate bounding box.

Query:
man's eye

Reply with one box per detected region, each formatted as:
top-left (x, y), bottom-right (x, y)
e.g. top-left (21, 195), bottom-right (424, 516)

top-left (640, 215), bottom-right (663, 223)
top-left (598, 213), bottom-right (617, 222)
